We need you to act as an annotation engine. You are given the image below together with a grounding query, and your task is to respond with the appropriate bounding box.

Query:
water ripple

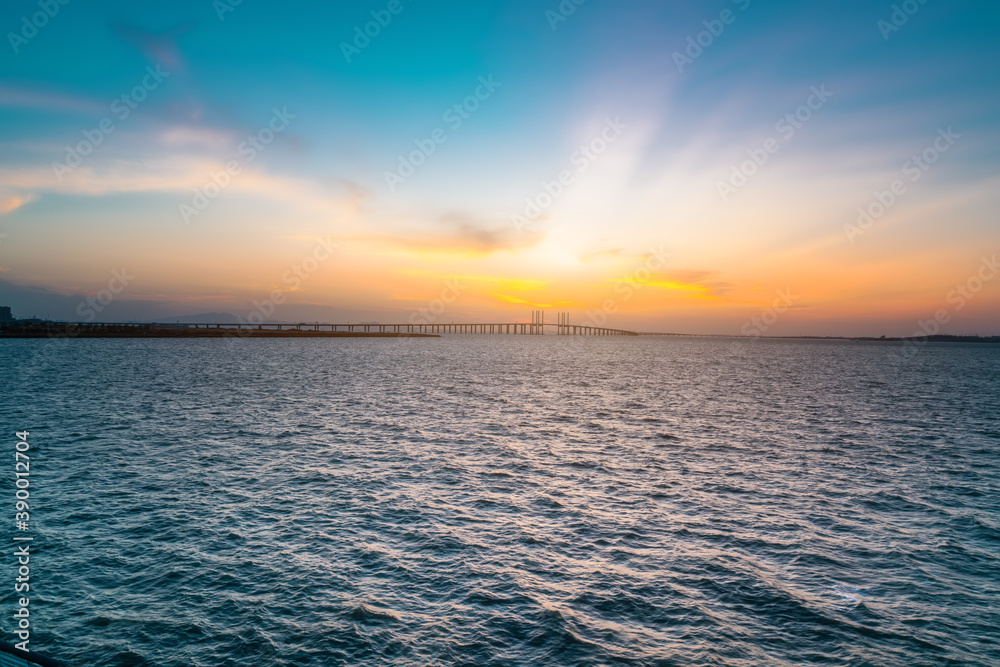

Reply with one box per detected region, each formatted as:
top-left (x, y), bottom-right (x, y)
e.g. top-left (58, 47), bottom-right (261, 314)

top-left (1, 337), bottom-right (998, 665)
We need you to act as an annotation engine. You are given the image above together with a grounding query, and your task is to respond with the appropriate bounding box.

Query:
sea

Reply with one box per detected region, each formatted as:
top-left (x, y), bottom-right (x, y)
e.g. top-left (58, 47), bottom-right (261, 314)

top-left (1, 335), bottom-right (998, 666)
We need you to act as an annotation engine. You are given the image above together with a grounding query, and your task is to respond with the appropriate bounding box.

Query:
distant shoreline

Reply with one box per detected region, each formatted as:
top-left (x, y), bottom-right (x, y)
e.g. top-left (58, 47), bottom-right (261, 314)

top-left (1, 321), bottom-right (997, 343)
top-left (635, 333), bottom-right (1000, 344)
top-left (0, 322), bottom-right (438, 339)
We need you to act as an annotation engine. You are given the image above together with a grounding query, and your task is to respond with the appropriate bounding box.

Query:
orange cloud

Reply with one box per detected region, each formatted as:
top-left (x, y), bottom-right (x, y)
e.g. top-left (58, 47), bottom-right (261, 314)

top-left (346, 227), bottom-right (544, 257)
top-left (0, 195), bottom-right (34, 216)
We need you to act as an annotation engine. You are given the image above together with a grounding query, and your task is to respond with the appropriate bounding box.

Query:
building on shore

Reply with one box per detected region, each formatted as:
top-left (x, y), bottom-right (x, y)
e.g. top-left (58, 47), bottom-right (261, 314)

top-left (0, 306), bottom-right (14, 323)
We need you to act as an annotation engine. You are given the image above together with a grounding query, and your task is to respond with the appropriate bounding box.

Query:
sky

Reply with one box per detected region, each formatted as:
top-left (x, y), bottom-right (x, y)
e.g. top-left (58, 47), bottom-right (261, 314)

top-left (1, 0), bottom-right (998, 336)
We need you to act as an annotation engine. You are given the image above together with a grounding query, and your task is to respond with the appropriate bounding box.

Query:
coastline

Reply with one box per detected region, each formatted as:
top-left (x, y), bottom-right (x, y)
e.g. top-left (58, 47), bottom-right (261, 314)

top-left (0, 323), bottom-right (439, 338)
top-left (1, 322), bottom-right (996, 343)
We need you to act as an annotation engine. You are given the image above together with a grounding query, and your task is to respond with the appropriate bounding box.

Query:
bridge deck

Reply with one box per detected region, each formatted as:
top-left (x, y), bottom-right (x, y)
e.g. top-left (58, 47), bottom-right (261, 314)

top-left (1, 322), bottom-right (638, 337)
top-left (149, 322), bottom-right (637, 336)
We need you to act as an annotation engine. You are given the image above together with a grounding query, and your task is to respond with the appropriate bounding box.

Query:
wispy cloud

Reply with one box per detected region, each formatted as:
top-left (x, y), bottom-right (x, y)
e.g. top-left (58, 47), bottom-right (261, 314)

top-left (642, 270), bottom-right (734, 301)
top-left (0, 86), bottom-right (104, 114)
top-left (0, 194), bottom-right (36, 216)
top-left (490, 294), bottom-right (556, 308)
top-left (347, 212), bottom-right (546, 257)
top-left (113, 22), bottom-right (195, 72)
top-left (578, 247), bottom-right (628, 263)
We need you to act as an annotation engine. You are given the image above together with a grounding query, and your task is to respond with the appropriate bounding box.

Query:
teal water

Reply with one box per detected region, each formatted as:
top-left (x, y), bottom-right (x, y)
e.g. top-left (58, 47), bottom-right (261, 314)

top-left (2, 336), bottom-right (999, 665)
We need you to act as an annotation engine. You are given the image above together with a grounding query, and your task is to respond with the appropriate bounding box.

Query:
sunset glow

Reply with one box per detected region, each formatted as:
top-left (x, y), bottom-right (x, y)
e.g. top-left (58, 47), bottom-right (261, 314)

top-left (1, 1), bottom-right (997, 335)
